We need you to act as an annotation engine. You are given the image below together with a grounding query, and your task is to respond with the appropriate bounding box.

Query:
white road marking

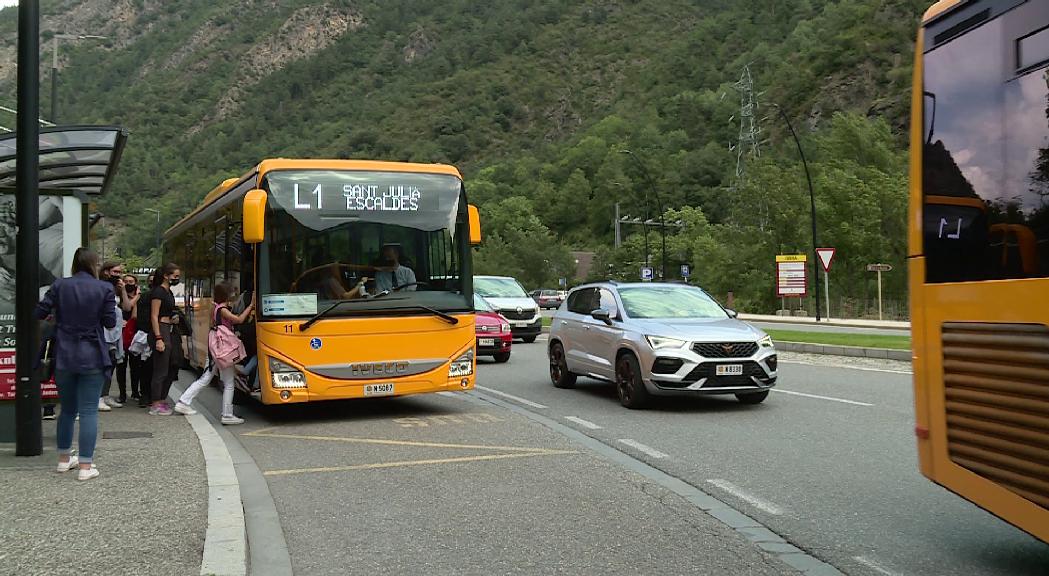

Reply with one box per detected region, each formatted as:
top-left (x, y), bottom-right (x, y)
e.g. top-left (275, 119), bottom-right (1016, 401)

top-left (853, 555), bottom-right (905, 576)
top-left (780, 360), bottom-right (912, 375)
top-left (474, 385), bottom-right (548, 409)
top-left (617, 439), bottom-right (668, 459)
top-left (436, 391), bottom-right (459, 398)
top-left (564, 416), bottom-right (601, 430)
top-left (706, 479), bottom-right (784, 515)
top-left (771, 388), bottom-right (874, 407)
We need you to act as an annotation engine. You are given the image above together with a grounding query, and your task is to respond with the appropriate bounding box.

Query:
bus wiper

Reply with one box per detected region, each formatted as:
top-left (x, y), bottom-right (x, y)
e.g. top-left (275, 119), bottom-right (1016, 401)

top-left (403, 305), bottom-right (459, 325)
top-left (299, 299), bottom-right (355, 332)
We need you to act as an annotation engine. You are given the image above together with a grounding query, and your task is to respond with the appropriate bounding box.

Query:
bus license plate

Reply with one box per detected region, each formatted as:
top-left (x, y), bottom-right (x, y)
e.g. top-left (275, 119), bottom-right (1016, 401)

top-left (716, 364), bottom-right (743, 376)
top-left (364, 383), bottom-right (395, 396)
top-left (479, 338), bottom-right (495, 347)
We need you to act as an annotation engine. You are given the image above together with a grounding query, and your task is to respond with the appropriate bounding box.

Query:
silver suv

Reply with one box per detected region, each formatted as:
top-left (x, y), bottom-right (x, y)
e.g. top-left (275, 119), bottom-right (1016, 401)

top-left (548, 282), bottom-right (777, 408)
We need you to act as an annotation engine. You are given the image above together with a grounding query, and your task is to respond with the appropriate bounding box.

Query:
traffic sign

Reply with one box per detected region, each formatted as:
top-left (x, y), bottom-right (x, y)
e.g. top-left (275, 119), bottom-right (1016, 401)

top-left (640, 266), bottom-right (654, 281)
top-left (775, 254), bottom-right (807, 297)
top-left (816, 248), bottom-right (836, 272)
top-left (680, 264), bottom-right (691, 278)
top-left (558, 277), bottom-right (568, 287)
top-left (866, 263), bottom-right (893, 272)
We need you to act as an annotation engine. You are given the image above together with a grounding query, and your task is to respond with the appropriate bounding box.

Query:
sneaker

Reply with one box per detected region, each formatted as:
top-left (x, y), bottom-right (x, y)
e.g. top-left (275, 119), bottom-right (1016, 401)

top-left (98, 398), bottom-right (112, 412)
top-left (103, 396), bottom-right (123, 408)
top-left (221, 415), bottom-right (245, 425)
top-left (117, 396), bottom-right (128, 405)
top-left (148, 403), bottom-right (173, 416)
top-left (173, 402), bottom-right (197, 415)
top-left (138, 398), bottom-right (149, 408)
top-left (77, 466), bottom-right (100, 482)
top-left (56, 456), bottom-right (78, 473)
top-left (42, 409), bottom-right (56, 421)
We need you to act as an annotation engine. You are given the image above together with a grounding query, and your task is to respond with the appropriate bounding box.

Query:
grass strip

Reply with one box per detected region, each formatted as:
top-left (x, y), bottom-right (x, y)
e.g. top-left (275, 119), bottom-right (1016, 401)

top-left (764, 329), bottom-right (911, 350)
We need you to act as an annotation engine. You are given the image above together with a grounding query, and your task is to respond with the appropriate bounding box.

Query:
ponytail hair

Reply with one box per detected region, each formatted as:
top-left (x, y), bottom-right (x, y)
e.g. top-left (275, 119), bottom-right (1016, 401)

top-left (151, 263), bottom-right (179, 287)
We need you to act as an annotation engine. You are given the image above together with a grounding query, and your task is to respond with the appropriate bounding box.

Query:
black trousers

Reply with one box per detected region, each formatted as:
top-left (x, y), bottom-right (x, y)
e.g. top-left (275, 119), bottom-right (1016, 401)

top-left (120, 354), bottom-right (144, 398)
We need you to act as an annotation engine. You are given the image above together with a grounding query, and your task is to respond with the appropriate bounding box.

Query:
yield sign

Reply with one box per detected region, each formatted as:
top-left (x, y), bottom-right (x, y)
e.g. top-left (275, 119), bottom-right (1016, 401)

top-left (816, 248), bottom-right (836, 272)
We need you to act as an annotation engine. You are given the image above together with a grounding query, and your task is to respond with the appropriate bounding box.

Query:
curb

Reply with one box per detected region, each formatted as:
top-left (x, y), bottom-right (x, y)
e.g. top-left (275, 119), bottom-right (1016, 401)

top-left (171, 389), bottom-right (247, 576)
top-left (775, 341), bottom-right (911, 362)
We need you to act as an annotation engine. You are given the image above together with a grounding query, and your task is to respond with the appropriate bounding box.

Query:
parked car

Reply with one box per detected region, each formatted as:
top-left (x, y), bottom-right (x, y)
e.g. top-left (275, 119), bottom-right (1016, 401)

top-left (530, 289), bottom-right (564, 309)
top-left (548, 282), bottom-right (777, 408)
top-left (474, 275), bottom-right (542, 343)
top-left (474, 294), bottom-right (512, 363)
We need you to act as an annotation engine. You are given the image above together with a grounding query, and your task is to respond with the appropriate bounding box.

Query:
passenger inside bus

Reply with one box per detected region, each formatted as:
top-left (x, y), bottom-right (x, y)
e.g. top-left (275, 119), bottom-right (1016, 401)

top-left (320, 263), bottom-right (369, 300)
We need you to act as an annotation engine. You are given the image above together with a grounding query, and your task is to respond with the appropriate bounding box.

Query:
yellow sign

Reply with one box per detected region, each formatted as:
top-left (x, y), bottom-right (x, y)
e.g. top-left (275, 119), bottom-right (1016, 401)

top-left (775, 254), bottom-right (807, 263)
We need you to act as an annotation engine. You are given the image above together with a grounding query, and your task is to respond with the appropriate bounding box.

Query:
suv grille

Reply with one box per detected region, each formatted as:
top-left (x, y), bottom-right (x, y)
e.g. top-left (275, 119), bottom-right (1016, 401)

top-left (499, 309), bottom-right (536, 321)
top-left (942, 322), bottom-right (1049, 511)
top-left (692, 342), bottom-right (759, 358)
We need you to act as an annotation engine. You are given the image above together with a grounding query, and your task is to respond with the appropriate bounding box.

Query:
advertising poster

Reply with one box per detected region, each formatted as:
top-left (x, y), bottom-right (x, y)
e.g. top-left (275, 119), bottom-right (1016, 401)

top-left (0, 195), bottom-right (69, 400)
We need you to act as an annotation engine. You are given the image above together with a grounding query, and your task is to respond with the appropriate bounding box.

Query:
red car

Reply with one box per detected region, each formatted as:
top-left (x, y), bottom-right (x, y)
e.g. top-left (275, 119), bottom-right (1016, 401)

top-left (474, 294), bottom-right (512, 363)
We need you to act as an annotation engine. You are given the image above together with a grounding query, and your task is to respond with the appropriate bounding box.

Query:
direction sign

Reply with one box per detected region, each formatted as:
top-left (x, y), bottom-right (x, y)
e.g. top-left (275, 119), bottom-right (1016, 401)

top-left (775, 254), bottom-right (807, 297)
top-left (866, 263), bottom-right (893, 272)
top-left (680, 264), bottom-right (691, 278)
top-left (640, 266), bottom-right (654, 281)
top-left (816, 248), bottom-right (836, 272)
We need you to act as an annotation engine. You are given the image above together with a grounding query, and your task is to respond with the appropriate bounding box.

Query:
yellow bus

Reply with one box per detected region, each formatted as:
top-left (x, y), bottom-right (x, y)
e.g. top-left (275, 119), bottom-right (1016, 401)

top-left (912, 0), bottom-right (1049, 542)
top-left (165, 159), bottom-right (482, 405)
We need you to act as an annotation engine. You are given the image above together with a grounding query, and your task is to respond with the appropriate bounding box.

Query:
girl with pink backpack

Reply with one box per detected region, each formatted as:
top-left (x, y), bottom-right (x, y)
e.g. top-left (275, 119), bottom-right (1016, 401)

top-left (175, 282), bottom-right (254, 424)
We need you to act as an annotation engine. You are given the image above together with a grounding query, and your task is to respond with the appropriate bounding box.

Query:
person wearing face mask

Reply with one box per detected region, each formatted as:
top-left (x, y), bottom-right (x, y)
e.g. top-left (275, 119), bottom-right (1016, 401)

top-left (117, 274), bottom-right (142, 404)
top-left (98, 262), bottom-right (134, 409)
top-left (147, 263), bottom-right (181, 416)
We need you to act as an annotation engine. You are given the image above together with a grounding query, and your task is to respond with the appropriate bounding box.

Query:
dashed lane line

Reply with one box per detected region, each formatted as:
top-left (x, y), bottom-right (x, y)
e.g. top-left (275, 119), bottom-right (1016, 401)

top-left (771, 388), bottom-right (874, 407)
top-left (564, 416), bottom-right (602, 430)
top-left (474, 385), bottom-right (548, 409)
top-left (263, 450), bottom-right (577, 477)
top-left (853, 555), bottom-right (906, 576)
top-left (706, 479), bottom-right (785, 516)
top-left (617, 438), bottom-right (668, 459)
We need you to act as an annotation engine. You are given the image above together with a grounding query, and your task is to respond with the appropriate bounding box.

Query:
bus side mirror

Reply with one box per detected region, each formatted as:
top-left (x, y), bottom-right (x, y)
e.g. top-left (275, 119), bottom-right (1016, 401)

top-left (243, 189), bottom-right (267, 244)
top-left (468, 204), bottom-right (482, 245)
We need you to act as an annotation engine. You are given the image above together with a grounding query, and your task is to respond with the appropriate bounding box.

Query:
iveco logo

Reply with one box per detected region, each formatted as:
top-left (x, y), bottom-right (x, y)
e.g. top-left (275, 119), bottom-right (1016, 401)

top-left (349, 362), bottom-right (409, 377)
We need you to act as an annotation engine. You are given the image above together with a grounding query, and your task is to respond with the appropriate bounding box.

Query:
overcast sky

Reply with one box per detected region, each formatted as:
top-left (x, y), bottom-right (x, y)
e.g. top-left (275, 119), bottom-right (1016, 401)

top-left (0, 1), bottom-right (18, 9)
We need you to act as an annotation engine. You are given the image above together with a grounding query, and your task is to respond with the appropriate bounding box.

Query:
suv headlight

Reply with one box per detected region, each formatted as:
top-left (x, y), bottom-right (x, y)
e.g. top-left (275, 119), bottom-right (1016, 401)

top-left (758, 335), bottom-right (774, 348)
top-left (268, 358), bottom-right (307, 389)
top-left (646, 335), bottom-right (688, 350)
top-left (448, 349), bottom-right (474, 378)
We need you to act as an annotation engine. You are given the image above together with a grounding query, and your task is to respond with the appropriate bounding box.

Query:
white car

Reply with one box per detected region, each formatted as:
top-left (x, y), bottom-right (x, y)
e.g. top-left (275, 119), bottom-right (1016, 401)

top-left (474, 275), bottom-right (542, 343)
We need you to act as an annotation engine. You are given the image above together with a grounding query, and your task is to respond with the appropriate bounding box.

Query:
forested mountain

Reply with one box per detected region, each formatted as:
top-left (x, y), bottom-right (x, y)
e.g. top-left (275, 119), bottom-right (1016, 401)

top-left (0, 0), bottom-right (933, 316)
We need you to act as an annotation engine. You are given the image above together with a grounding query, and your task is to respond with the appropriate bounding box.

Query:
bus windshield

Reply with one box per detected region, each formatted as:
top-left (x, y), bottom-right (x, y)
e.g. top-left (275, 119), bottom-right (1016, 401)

top-left (258, 169), bottom-right (470, 318)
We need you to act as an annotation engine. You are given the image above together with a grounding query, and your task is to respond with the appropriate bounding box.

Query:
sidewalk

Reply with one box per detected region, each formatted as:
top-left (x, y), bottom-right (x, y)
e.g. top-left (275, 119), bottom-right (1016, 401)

top-left (0, 403), bottom-right (207, 576)
top-left (739, 313), bottom-right (910, 330)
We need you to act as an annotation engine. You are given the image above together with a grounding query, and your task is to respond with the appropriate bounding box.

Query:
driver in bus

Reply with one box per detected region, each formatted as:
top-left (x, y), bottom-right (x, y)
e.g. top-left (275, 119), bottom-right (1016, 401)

top-left (374, 244), bottom-right (416, 293)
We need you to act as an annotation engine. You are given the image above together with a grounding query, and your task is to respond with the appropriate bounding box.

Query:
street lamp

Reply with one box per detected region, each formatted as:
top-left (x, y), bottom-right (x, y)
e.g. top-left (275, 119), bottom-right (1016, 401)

top-left (49, 33), bottom-right (107, 123)
top-left (620, 149), bottom-right (666, 280)
top-left (144, 208), bottom-right (160, 264)
top-left (770, 103), bottom-right (821, 322)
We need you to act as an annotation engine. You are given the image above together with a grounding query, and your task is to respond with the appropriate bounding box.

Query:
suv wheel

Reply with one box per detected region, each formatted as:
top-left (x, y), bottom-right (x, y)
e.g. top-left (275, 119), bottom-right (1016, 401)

top-left (616, 353), bottom-right (649, 409)
top-left (735, 391), bottom-right (769, 404)
top-left (549, 342), bottom-right (576, 388)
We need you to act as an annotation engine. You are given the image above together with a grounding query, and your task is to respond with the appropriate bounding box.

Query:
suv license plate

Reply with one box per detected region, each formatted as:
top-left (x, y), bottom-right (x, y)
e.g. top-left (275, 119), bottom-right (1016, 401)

top-left (716, 364), bottom-right (744, 376)
top-left (364, 383), bottom-right (395, 396)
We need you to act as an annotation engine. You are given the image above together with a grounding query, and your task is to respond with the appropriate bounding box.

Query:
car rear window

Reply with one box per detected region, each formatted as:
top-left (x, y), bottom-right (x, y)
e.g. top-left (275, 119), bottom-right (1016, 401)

top-left (619, 286), bottom-right (727, 319)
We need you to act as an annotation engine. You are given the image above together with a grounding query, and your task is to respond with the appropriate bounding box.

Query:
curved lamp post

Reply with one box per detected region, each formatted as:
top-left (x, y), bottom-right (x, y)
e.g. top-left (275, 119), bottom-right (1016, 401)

top-left (770, 103), bottom-right (821, 322)
top-left (619, 149), bottom-right (666, 280)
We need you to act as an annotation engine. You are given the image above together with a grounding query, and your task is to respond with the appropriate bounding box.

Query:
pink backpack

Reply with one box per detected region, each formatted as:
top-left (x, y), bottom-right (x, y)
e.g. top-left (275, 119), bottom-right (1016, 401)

top-left (208, 304), bottom-right (246, 370)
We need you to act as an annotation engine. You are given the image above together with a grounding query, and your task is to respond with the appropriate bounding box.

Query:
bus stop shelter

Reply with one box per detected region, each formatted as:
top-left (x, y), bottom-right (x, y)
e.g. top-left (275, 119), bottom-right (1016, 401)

top-left (0, 125), bottom-right (128, 441)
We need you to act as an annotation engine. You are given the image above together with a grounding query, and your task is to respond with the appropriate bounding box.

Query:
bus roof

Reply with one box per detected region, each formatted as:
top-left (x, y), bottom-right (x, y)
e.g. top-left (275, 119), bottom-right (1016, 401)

top-left (923, 0), bottom-right (966, 24)
top-left (168, 159), bottom-right (463, 237)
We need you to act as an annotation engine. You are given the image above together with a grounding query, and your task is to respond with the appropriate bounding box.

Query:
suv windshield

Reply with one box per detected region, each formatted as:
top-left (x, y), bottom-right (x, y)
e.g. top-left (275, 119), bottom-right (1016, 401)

top-left (619, 286), bottom-right (727, 319)
top-left (258, 169), bottom-right (471, 318)
top-left (475, 277), bottom-right (527, 298)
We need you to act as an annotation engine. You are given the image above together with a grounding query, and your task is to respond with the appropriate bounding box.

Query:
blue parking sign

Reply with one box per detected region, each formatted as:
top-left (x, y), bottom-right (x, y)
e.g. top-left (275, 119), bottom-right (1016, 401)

top-left (680, 264), bottom-right (691, 278)
top-left (640, 266), bottom-right (654, 281)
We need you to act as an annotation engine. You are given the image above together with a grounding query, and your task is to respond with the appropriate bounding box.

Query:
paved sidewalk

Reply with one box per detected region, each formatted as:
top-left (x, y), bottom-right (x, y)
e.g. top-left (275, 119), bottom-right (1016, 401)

top-left (0, 403), bottom-right (207, 576)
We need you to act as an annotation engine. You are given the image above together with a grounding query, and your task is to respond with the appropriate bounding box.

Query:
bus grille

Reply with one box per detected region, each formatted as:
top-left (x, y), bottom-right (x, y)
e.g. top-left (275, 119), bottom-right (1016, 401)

top-left (942, 322), bottom-right (1049, 511)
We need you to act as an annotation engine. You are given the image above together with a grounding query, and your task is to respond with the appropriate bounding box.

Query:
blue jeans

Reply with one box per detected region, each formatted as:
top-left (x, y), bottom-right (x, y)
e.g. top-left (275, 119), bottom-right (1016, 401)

top-left (55, 369), bottom-right (106, 464)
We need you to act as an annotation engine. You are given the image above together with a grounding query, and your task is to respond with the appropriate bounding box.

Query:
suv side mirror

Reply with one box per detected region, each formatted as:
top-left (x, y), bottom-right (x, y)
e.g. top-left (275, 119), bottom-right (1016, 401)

top-left (725, 308), bottom-right (739, 318)
top-left (591, 308), bottom-right (613, 325)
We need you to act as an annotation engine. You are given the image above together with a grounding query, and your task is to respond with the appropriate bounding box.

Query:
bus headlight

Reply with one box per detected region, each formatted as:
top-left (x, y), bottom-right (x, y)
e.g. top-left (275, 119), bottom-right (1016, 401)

top-left (448, 349), bottom-right (474, 378)
top-left (269, 358), bottom-right (307, 389)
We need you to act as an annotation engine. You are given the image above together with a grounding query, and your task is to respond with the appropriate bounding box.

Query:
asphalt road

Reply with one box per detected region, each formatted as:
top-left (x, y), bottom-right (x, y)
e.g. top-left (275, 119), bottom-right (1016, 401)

top-left (184, 371), bottom-right (791, 574)
top-left (475, 337), bottom-right (1049, 576)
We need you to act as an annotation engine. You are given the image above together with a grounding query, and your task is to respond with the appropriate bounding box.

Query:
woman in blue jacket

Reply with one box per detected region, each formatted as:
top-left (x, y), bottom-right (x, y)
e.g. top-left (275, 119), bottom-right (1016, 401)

top-left (35, 247), bottom-right (117, 481)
